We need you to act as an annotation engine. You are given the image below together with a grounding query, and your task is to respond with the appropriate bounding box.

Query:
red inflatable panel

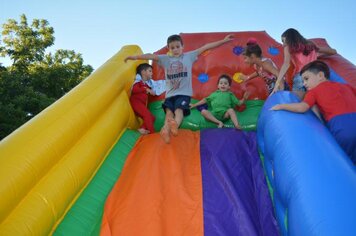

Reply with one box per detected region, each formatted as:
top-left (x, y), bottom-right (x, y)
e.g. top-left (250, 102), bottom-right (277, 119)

top-left (311, 38), bottom-right (356, 87)
top-left (150, 32), bottom-right (356, 103)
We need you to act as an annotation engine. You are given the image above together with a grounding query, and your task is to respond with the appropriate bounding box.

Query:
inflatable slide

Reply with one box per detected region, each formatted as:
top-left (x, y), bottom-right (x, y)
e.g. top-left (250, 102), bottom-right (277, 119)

top-left (0, 31), bottom-right (356, 236)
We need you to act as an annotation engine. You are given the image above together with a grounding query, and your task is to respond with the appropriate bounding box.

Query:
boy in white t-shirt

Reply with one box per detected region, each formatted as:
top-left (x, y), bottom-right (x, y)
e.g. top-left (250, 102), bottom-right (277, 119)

top-left (125, 34), bottom-right (233, 143)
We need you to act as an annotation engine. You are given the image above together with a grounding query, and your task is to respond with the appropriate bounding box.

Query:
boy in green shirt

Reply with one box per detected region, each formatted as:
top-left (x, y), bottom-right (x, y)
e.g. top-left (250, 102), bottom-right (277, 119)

top-left (190, 75), bottom-right (249, 129)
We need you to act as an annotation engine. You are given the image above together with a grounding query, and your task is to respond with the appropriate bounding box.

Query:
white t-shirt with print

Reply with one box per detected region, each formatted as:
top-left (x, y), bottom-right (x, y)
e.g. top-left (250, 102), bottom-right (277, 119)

top-left (158, 50), bottom-right (198, 98)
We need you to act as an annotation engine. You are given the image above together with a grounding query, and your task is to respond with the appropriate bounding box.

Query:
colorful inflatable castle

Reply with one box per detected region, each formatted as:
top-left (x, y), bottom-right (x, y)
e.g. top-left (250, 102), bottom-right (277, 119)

top-left (0, 31), bottom-right (356, 236)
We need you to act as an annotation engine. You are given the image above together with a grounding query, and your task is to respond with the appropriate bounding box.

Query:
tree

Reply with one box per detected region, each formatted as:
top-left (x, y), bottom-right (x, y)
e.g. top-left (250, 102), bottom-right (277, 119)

top-left (0, 14), bottom-right (54, 70)
top-left (0, 14), bottom-right (93, 140)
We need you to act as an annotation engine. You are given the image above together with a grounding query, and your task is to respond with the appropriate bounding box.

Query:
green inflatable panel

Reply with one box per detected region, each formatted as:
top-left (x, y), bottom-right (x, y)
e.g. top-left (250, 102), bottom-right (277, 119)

top-left (149, 99), bottom-right (264, 131)
top-left (53, 130), bottom-right (140, 236)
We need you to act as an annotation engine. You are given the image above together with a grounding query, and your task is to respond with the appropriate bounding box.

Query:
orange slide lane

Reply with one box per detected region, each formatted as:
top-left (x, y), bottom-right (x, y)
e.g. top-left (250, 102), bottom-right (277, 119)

top-left (100, 130), bottom-right (203, 236)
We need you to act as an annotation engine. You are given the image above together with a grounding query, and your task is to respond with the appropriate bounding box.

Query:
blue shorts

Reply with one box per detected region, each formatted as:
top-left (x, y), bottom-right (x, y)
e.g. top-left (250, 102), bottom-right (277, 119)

top-left (327, 113), bottom-right (356, 164)
top-left (196, 104), bottom-right (227, 121)
top-left (196, 104), bottom-right (209, 112)
top-left (162, 95), bottom-right (191, 116)
top-left (292, 74), bottom-right (306, 92)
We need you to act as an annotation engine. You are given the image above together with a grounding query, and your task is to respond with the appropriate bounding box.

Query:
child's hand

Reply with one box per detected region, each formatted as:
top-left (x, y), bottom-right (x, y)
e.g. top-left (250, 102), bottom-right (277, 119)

top-left (189, 103), bottom-right (195, 109)
top-left (270, 84), bottom-right (280, 96)
top-left (224, 34), bottom-right (234, 42)
top-left (146, 88), bottom-right (155, 95)
top-left (270, 105), bottom-right (282, 110)
top-left (278, 81), bottom-right (285, 90)
top-left (124, 56), bottom-right (136, 63)
top-left (239, 74), bottom-right (248, 81)
top-left (270, 80), bottom-right (286, 96)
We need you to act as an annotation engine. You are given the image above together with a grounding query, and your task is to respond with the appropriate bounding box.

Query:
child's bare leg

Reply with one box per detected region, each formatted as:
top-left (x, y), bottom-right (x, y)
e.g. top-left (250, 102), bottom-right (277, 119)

top-left (167, 108), bottom-right (182, 136)
top-left (174, 108), bottom-right (184, 127)
top-left (164, 109), bottom-right (175, 124)
top-left (225, 108), bottom-right (241, 129)
top-left (201, 110), bottom-right (224, 128)
top-left (160, 109), bottom-right (173, 143)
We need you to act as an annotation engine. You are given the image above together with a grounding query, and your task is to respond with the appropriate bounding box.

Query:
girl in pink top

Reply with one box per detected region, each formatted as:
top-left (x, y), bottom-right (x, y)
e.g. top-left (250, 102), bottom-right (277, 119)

top-left (272, 28), bottom-right (337, 97)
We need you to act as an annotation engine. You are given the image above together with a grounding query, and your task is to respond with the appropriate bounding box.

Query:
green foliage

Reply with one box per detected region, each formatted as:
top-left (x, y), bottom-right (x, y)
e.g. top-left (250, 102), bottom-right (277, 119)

top-left (0, 14), bottom-right (54, 70)
top-left (0, 14), bottom-right (93, 140)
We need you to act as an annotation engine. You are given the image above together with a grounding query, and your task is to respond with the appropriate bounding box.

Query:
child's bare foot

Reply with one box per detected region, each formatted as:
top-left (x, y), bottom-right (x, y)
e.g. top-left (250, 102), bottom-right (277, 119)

top-left (235, 124), bottom-right (242, 130)
top-left (138, 128), bottom-right (150, 135)
top-left (217, 121), bottom-right (224, 128)
top-left (160, 125), bottom-right (170, 143)
top-left (168, 118), bottom-right (178, 136)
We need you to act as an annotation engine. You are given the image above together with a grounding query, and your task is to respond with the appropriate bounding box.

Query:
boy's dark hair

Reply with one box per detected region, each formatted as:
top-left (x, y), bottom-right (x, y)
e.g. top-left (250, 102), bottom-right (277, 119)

top-left (218, 74), bottom-right (232, 86)
top-left (243, 43), bottom-right (262, 58)
top-left (167, 34), bottom-right (183, 46)
top-left (300, 60), bottom-right (330, 79)
top-left (136, 63), bottom-right (152, 75)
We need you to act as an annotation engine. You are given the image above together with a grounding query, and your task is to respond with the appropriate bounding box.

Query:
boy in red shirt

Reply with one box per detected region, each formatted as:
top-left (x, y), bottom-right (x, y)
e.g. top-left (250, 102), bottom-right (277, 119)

top-left (272, 60), bottom-right (356, 164)
top-left (130, 63), bottom-right (156, 135)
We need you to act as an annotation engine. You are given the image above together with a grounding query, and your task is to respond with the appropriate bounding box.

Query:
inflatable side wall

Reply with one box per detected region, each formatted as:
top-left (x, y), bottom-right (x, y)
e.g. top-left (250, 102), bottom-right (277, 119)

top-left (0, 46), bottom-right (141, 235)
top-left (258, 92), bottom-right (356, 236)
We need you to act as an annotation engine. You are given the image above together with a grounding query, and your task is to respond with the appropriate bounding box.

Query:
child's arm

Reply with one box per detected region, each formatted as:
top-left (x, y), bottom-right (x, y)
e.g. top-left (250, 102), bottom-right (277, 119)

top-left (196, 34), bottom-right (233, 55)
top-left (262, 60), bottom-right (279, 77)
top-left (131, 83), bottom-right (146, 95)
top-left (271, 46), bottom-right (291, 95)
top-left (317, 47), bottom-right (337, 58)
top-left (271, 102), bottom-right (310, 113)
top-left (240, 72), bottom-right (258, 82)
top-left (238, 91), bottom-right (250, 105)
top-left (124, 53), bottom-right (159, 62)
top-left (190, 98), bottom-right (207, 109)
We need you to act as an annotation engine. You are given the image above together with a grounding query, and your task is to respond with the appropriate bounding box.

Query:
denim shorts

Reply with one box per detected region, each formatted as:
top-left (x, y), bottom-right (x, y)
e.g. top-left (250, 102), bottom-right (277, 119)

top-left (293, 74), bottom-right (306, 91)
top-left (162, 95), bottom-right (191, 116)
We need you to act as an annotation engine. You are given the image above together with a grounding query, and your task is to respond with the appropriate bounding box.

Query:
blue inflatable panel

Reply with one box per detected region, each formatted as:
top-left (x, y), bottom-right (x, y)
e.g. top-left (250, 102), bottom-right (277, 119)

top-left (257, 91), bottom-right (356, 236)
top-left (329, 68), bottom-right (347, 84)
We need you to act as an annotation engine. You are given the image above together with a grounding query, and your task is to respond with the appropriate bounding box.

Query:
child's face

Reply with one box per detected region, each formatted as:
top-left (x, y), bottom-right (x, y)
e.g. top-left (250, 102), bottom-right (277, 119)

top-left (301, 71), bottom-right (324, 90)
top-left (281, 37), bottom-right (287, 46)
top-left (217, 78), bottom-right (231, 92)
top-left (167, 41), bottom-right (183, 57)
top-left (141, 68), bottom-right (153, 81)
top-left (243, 55), bottom-right (255, 65)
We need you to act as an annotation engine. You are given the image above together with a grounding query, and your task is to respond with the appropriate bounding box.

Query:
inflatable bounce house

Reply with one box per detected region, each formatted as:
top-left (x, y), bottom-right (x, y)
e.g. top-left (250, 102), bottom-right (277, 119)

top-left (0, 31), bottom-right (356, 236)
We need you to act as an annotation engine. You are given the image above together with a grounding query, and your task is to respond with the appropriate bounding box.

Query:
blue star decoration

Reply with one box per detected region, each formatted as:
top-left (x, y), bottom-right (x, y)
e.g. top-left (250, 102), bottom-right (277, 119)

top-left (268, 46), bottom-right (279, 56)
top-left (198, 73), bottom-right (209, 83)
top-left (233, 46), bottom-right (244, 56)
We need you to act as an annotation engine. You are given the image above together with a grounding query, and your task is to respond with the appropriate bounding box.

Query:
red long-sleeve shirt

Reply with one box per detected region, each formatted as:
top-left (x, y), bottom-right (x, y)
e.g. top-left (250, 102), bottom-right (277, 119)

top-left (130, 81), bottom-right (150, 105)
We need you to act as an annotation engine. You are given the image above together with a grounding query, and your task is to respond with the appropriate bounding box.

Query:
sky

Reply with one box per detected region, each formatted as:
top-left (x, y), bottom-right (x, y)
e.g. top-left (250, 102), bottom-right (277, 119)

top-left (1, 0), bottom-right (356, 70)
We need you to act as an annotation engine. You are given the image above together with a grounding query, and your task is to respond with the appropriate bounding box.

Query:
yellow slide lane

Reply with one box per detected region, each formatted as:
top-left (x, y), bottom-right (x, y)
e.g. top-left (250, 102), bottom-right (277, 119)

top-left (0, 45), bottom-right (142, 235)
